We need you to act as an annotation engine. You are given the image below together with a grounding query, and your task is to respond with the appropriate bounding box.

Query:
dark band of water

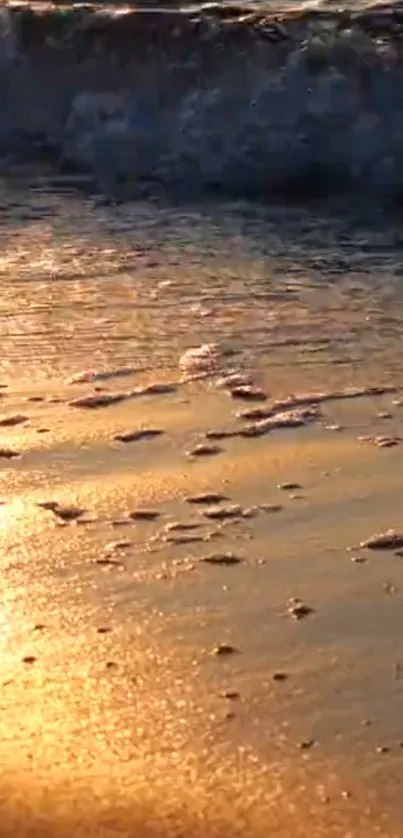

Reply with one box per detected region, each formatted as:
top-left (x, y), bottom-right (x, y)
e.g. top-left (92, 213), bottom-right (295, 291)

top-left (1, 1), bottom-right (403, 202)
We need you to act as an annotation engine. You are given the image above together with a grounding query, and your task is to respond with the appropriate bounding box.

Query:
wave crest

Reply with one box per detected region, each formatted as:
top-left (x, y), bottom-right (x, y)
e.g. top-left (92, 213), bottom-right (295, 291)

top-left (1, 3), bottom-right (403, 199)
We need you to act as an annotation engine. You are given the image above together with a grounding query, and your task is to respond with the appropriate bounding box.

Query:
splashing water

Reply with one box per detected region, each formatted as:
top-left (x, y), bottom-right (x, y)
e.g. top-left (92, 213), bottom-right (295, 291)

top-left (1, 3), bottom-right (403, 201)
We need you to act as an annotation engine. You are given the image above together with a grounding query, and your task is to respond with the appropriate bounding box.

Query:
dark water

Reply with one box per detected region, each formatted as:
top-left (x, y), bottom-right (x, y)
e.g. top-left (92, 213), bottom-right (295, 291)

top-left (2, 0), bottom-right (403, 202)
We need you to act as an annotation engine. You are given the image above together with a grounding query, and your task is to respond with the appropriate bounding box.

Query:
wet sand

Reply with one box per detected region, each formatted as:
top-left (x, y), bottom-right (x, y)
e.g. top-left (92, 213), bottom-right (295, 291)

top-left (2, 179), bottom-right (403, 835)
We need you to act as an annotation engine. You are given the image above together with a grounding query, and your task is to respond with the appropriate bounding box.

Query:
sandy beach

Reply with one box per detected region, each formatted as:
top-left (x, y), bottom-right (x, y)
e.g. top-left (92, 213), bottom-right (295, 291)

top-left (0, 177), bottom-right (402, 835)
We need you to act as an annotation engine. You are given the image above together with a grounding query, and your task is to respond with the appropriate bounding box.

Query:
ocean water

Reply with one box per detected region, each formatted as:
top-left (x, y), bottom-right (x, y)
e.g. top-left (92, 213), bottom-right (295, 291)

top-left (1, 1), bottom-right (403, 201)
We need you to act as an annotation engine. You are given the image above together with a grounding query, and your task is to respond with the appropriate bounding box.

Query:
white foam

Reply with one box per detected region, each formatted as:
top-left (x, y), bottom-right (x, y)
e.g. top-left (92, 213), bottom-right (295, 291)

top-left (179, 343), bottom-right (221, 372)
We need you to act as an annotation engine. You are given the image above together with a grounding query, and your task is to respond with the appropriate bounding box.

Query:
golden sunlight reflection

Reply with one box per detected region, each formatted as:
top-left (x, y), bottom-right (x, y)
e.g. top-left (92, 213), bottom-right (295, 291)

top-left (0, 500), bottom-right (10, 531)
top-left (0, 185), bottom-right (403, 836)
top-left (0, 498), bottom-right (48, 543)
top-left (0, 596), bottom-right (15, 653)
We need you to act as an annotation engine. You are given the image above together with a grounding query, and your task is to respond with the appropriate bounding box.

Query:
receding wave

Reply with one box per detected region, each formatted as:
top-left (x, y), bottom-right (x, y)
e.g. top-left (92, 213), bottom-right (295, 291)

top-left (2, 1), bottom-right (403, 200)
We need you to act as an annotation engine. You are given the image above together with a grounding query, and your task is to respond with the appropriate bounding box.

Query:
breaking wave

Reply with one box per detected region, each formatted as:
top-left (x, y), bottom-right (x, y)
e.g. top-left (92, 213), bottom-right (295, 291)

top-left (2, 1), bottom-right (403, 200)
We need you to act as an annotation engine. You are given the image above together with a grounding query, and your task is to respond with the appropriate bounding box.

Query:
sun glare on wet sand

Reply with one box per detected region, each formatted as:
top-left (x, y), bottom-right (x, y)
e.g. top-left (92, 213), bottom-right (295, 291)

top-left (1, 191), bottom-right (403, 836)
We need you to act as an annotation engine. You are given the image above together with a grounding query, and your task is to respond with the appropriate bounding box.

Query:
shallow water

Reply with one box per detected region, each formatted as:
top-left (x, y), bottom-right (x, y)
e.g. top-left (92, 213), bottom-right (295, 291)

top-left (2, 174), bottom-right (403, 835)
